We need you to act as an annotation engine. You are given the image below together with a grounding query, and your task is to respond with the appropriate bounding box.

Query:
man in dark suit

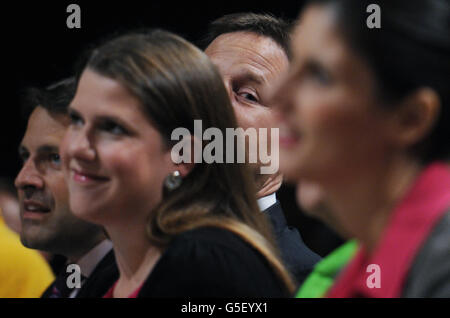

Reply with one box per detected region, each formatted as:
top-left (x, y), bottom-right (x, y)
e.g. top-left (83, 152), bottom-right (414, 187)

top-left (202, 13), bottom-right (321, 286)
top-left (16, 78), bottom-right (118, 298)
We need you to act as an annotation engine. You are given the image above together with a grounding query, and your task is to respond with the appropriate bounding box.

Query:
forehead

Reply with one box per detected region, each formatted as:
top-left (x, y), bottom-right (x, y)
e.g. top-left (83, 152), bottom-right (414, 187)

top-left (72, 69), bottom-right (144, 122)
top-left (21, 107), bottom-right (68, 150)
top-left (292, 6), bottom-right (350, 67)
top-left (205, 31), bottom-right (288, 82)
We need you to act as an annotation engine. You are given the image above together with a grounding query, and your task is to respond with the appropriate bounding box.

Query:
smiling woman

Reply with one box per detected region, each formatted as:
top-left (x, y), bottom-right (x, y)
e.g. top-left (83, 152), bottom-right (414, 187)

top-left (61, 29), bottom-right (295, 298)
top-left (273, 0), bottom-right (450, 297)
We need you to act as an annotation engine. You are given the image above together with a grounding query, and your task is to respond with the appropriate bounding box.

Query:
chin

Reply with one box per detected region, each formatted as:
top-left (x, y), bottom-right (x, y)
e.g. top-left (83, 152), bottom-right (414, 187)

top-left (280, 160), bottom-right (304, 183)
top-left (69, 198), bottom-right (96, 222)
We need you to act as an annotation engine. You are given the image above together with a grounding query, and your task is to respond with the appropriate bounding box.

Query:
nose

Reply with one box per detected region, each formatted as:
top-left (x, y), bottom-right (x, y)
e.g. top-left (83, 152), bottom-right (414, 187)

top-left (15, 158), bottom-right (44, 191)
top-left (64, 127), bottom-right (96, 163)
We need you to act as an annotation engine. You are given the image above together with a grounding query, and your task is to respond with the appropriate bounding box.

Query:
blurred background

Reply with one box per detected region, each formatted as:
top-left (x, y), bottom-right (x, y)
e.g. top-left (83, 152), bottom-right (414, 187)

top-left (1, 0), bottom-right (343, 256)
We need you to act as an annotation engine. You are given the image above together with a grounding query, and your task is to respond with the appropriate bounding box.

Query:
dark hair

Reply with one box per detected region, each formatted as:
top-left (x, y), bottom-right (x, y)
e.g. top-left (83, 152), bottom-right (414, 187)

top-left (199, 12), bottom-right (292, 59)
top-left (307, 0), bottom-right (450, 163)
top-left (21, 77), bottom-right (76, 122)
top-left (81, 29), bottom-right (295, 292)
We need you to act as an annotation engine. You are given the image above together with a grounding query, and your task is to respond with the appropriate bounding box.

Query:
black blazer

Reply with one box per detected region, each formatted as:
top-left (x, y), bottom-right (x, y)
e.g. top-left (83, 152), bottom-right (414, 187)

top-left (264, 201), bottom-right (321, 286)
top-left (138, 227), bottom-right (291, 297)
top-left (41, 250), bottom-right (119, 298)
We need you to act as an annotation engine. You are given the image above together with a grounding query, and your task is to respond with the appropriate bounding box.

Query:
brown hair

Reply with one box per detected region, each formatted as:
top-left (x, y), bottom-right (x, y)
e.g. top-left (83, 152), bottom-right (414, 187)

top-left (82, 29), bottom-right (295, 293)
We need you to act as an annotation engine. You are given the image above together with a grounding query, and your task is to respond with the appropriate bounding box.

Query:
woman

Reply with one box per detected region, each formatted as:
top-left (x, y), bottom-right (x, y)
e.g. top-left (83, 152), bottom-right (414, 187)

top-left (273, 0), bottom-right (450, 297)
top-left (61, 29), bottom-right (295, 297)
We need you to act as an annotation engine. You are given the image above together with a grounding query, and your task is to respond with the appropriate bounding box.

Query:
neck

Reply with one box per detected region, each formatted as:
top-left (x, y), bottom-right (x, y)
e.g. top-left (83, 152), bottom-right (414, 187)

top-left (66, 234), bottom-right (105, 264)
top-left (256, 172), bottom-right (283, 199)
top-left (105, 220), bottom-right (161, 298)
top-left (324, 155), bottom-right (422, 254)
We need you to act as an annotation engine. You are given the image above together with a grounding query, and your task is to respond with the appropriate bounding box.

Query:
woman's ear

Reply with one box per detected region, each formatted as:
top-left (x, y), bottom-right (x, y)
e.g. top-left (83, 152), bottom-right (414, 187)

top-left (167, 134), bottom-right (201, 178)
top-left (175, 161), bottom-right (195, 178)
top-left (387, 87), bottom-right (440, 150)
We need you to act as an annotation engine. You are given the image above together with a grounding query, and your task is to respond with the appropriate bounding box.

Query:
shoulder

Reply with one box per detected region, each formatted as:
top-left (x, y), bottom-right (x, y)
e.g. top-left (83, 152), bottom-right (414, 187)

top-left (169, 226), bottom-right (251, 251)
top-left (403, 211), bottom-right (450, 297)
top-left (139, 226), bottom-right (289, 297)
top-left (264, 202), bottom-right (321, 284)
top-left (78, 250), bottom-right (119, 298)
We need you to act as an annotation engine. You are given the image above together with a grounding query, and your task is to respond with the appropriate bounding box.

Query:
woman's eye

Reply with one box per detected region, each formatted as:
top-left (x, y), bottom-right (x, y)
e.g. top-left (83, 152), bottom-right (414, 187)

top-left (101, 121), bottom-right (127, 135)
top-left (306, 63), bottom-right (333, 86)
top-left (49, 153), bottom-right (61, 168)
top-left (313, 69), bottom-right (332, 85)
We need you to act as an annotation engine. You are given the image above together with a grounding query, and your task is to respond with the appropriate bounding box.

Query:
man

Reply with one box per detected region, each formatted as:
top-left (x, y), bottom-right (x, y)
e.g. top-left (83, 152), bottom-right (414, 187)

top-left (202, 13), bottom-right (321, 285)
top-left (1, 177), bottom-right (54, 297)
top-left (15, 78), bottom-right (118, 297)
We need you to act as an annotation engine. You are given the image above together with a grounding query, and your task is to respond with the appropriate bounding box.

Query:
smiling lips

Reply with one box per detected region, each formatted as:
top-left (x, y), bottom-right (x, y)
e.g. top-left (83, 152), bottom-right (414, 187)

top-left (279, 123), bottom-right (302, 148)
top-left (72, 168), bottom-right (110, 184)
top-left (22, 199), bottom-right (51, 220)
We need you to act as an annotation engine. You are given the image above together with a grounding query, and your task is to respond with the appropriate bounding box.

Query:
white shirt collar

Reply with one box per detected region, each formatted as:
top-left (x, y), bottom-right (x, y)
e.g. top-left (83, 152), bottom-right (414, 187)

top-left (75, 239), bottom-right (113, 278)
top-left (257, 193), bottom-right (277, 212)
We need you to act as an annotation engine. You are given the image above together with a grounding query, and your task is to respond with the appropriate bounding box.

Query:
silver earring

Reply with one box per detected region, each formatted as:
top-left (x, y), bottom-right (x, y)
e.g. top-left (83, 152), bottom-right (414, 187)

top-left (164, 170), bottom-right (182, 193)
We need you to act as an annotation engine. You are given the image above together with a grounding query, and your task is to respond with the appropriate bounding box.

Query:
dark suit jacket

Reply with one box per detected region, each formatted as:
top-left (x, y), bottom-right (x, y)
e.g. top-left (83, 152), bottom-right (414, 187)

top-left (402, 210), bottom-right (450, 297)
top-left (264, 201), bottom-right (321, 287)
top-left (41, 250), bottom-right (119, 298)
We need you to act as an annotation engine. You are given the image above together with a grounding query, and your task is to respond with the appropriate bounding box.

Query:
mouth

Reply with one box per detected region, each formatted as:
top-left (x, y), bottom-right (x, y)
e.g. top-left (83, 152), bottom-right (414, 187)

top-left (279, 122), bottom-right (302, 148)
top-left (22, 200), bottom-right (51, 220)
top-left (71, 168), bottom-right (110, 184)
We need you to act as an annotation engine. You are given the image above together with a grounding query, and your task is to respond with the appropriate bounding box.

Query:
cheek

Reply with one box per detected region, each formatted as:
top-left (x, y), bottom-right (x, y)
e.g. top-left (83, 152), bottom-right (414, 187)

top-left (302, 94), bottom-right (389, 176)
top-left (301, 92), bottom-right (370, 143)
top-left (60, 130), bottom-right (73, 169)
top-left (103, 144), bottom-right (169, 190)
top-left (235, 105), bottom-right (274, 130)
top-left (46, 173), bottom-right (69, 208)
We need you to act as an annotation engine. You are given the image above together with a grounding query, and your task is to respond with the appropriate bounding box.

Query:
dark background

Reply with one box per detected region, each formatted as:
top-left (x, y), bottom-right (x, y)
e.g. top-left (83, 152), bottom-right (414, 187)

top-left (1, 0), bottom-right (343, 256)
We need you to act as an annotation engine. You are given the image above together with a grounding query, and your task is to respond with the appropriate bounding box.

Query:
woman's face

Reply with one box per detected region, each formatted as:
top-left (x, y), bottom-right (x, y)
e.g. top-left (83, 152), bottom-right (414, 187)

top-left (61, 69), bottom-right (174, 225)
top-left (274, 5), bottom-right (393, 185)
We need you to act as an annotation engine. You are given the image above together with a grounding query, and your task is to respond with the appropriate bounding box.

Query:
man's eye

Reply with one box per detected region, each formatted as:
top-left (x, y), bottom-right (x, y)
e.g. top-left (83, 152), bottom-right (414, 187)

top-left (69, 112), bottom-right (83, 127)
top-left (19, 155), bottom-right (29, 166)
top-left (236, 89), bottom-right (259, 103)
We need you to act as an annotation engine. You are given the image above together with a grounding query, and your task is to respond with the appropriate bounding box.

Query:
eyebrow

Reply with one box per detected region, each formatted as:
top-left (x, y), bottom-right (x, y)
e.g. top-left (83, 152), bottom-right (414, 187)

top-left (69, 105), bottom-right (134, 132)
top-left (234, 71), bottom-right (266, 86)
top-left (36, 145), bottom-right (60, 154)
top-left (18, 145), bottom-right (59, 157)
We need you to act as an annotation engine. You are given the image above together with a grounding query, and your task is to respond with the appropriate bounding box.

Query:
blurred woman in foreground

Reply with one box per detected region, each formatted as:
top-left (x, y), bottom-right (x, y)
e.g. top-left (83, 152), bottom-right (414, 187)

top-left (274, 0), bottom-right (450, 297)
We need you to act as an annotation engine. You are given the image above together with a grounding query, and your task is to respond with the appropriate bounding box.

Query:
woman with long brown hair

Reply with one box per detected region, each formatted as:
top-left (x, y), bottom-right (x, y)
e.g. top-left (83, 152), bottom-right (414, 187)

top-left (61, 29), bottom-right (295, 297)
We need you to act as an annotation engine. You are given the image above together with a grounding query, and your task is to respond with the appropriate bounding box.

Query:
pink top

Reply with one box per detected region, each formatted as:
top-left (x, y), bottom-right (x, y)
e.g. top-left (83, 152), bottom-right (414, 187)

top-left (327, 162), bottom-right (450, 298)
top-left (103, 281), bottom-right (143, 298)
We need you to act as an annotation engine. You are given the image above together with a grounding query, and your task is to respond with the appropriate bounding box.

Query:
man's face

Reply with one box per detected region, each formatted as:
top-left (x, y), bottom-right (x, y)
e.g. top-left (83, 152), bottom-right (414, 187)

top-left (15, 106), bottom-right (101, 254)
top-left (205, 32), bottom-right (289, 171)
